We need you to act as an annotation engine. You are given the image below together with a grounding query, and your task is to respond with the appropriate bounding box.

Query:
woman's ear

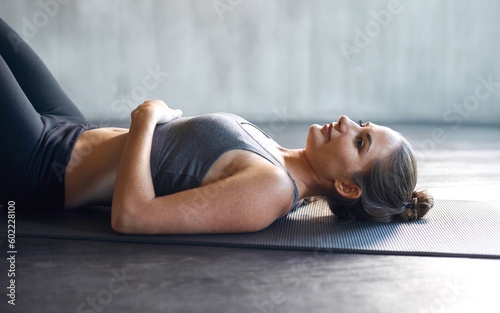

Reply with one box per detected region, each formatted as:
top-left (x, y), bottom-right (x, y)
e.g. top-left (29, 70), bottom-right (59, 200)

top-left (334, 180), bottom-right (362, 200)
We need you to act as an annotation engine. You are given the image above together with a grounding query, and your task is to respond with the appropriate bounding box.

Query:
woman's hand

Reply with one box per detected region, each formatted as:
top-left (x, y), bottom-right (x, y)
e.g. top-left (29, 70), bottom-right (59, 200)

top-left (131, 100), bottom-right (183, 125)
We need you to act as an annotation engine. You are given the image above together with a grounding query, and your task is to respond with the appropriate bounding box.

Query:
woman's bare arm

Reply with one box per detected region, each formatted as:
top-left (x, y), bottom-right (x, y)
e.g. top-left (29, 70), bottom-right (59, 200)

top-left (111, 100), bottom-right (294, 234)
top-left (111, 100), bottom-right (181, 217)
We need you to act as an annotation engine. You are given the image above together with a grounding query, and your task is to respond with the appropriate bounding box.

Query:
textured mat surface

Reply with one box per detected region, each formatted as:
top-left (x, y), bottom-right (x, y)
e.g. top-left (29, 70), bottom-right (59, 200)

top-left (1, 200), bottom-right (499, 258)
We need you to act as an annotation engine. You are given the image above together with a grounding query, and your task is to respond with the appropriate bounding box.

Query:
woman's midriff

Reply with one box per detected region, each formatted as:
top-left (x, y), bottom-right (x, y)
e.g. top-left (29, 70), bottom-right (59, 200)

top-left (64, 127), bottom-right (129, 209)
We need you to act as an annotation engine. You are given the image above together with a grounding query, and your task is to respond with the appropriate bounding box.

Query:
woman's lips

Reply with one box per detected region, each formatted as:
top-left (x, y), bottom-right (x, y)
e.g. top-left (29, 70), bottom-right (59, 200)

top-left (323, 123), bottom-right (332, 141)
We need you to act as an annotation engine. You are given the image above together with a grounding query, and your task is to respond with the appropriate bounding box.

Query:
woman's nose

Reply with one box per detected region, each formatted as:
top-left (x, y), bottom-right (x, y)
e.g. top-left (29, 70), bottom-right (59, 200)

top-left (337, 115), bottom-right (353, 132)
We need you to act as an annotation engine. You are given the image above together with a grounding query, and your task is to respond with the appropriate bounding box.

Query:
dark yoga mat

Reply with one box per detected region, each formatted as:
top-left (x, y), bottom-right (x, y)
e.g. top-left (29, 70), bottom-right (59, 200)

top-left (1, 200), bottom-right (499, 259)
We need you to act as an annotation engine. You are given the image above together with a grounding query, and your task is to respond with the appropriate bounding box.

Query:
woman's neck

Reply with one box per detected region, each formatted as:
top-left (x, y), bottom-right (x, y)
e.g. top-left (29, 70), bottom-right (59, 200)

top-left (279, 147), bottom-right (326, 200)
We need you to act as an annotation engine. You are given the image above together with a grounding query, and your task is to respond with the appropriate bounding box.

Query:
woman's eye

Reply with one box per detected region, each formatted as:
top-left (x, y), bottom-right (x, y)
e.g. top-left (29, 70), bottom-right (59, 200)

top-left (356, 137), bottom-right (364, 150)
top-left (357, 121), bottom-right (368, 150)
top-left (359, 120), bottom-right (369, 127)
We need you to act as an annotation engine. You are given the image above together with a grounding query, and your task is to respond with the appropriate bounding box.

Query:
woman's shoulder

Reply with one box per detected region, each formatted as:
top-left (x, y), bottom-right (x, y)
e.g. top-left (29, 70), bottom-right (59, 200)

top-left (233, 158), bottom-right (296, 217)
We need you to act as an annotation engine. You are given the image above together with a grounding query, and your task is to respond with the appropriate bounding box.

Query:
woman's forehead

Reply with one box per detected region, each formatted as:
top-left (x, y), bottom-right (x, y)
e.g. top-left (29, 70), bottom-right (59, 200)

top-left (371, 124), bottom-right (402, 150)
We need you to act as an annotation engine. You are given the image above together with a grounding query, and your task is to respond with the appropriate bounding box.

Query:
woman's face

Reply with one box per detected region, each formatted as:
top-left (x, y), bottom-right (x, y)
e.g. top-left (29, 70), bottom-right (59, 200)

top-left (306, 115), bottom-right (402, 188)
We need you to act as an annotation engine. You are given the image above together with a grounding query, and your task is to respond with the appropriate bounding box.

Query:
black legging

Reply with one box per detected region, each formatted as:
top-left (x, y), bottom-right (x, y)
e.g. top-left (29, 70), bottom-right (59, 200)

top-left (0, 17), bottom-right (96, 210)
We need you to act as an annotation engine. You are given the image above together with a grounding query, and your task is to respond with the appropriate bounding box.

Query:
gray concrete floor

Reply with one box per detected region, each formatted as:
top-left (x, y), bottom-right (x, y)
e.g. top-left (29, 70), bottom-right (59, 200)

top-left (1, 121), bottom-right (499, 313)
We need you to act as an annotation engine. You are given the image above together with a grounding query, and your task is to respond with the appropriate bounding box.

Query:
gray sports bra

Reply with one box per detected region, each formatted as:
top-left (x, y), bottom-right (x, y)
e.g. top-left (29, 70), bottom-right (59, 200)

top-left (149, 113), bottom-right (300, 211)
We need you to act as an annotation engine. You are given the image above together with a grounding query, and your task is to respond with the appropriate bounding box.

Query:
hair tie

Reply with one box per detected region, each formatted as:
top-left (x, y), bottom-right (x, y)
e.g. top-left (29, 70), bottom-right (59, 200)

top-left (405, 198), bottom-right (417, 210)
top-left (404, 197), bottom-right (419, 219)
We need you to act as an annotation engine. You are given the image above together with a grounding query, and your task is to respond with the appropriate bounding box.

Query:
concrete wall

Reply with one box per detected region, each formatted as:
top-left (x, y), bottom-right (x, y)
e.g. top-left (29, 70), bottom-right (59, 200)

top-left (1, 0), bottom-right (499, 125)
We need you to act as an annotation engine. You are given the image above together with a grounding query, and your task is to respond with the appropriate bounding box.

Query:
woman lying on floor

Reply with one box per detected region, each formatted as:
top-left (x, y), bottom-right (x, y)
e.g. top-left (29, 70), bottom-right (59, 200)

top-left (0, 18), bottom-right (433, 234)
